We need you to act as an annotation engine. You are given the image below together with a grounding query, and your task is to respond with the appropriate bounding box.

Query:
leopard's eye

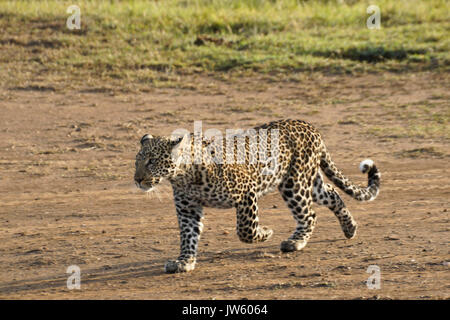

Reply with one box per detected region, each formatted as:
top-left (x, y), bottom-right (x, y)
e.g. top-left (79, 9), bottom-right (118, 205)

top-left (146, 158), bottom-right (156, 167)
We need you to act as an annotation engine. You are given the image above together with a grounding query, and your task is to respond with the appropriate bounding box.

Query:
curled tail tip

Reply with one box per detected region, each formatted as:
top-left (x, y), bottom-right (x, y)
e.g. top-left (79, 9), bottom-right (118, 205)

top-left (359, 159), bottom-right (374, 174)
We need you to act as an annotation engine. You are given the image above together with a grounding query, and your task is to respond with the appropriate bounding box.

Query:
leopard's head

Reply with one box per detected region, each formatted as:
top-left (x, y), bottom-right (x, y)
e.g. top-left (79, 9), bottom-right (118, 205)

top-left (134, 133), bottom-right (187, 191)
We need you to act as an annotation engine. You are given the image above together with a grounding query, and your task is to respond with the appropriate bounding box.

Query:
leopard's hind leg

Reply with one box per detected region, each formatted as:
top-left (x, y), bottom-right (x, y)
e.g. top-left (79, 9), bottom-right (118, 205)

top-left (313, 171), bottom-right (357, 239)
top-left (278, 168), bottom-right (317, 252)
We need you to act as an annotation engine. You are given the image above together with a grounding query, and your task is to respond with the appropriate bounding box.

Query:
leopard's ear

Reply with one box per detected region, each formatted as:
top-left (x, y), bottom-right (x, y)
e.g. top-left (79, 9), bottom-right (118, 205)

top-left (170, 133), bottom-right (190, 149)
top-left (140, 134), bottom-right (153, 145)
top-left (170, 135), bottom-right (184, 146)
top-left (170, 133), bottom-right (191, 164)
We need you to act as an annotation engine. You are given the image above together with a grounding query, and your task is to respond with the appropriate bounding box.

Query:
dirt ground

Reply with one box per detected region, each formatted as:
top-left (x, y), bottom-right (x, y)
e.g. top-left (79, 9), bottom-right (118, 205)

top-left (0, 72), bottom-right (449, 299)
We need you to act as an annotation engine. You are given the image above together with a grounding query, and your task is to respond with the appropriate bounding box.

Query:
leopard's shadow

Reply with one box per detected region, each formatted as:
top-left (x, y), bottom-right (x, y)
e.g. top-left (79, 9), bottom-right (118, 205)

top-left (0, 259), bottom-right (167, 295)
top-left (197, 237), bottom-right (345, 263)
top-left (0, 238), bottom-right (346, 295)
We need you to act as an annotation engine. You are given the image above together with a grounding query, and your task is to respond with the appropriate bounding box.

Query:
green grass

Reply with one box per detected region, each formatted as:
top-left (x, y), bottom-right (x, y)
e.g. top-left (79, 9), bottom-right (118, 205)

top-left (395, 147), bottom-right (447, 159)
top-left (367, 124), bottom-right (450, 140)
top-left (366, 104), bottom-right (450, 140)
top-left (0, 0), bottom-right (448, 89)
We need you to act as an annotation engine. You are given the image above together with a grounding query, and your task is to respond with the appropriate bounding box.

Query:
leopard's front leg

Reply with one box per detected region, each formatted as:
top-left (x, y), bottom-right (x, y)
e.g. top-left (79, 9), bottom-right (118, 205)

top-left (164, 194), bottom-right (203, 273)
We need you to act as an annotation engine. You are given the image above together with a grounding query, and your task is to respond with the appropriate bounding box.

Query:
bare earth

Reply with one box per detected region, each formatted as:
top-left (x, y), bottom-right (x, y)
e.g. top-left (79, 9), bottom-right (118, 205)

top-left (0, 73), bottom-right (449, 299)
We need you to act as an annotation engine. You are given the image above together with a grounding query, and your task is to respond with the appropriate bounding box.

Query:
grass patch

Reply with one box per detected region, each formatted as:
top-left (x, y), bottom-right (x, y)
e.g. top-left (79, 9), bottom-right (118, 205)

top-left (395, 147), bottom-right (447, 159)
top-left (363, 99), bottom-right (450, 140)
top-left (367, 123), bottom-right (449, 140)
top-left (0, 0), bottom-right (448, 89)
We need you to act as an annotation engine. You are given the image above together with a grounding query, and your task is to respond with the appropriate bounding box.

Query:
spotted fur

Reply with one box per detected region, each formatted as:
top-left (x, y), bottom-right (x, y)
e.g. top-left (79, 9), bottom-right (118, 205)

top-left (134, 119), bottom-right (380, 273)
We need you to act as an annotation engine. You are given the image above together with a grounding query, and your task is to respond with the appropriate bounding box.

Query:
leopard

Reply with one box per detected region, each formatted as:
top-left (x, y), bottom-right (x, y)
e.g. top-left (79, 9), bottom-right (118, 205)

top-left (134, 119), bottom-right (380, 273)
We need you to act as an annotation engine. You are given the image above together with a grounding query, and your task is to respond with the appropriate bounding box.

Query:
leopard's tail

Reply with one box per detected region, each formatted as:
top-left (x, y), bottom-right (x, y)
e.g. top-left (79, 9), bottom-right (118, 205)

top-left (320, 146), bottom-right (380, 201)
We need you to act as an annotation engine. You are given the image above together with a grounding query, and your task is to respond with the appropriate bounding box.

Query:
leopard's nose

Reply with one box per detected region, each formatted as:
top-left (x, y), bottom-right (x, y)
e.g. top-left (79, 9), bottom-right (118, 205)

top-left (135, 177), bottom-right (143, 185)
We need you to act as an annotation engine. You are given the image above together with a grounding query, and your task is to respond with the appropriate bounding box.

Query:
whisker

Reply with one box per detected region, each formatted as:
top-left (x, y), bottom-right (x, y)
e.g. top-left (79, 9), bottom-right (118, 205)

top-left (154, 188), bottom-right (163, 202)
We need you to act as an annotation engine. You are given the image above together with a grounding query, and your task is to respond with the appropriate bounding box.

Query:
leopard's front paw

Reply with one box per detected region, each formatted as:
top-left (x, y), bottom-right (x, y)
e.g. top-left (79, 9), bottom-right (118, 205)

top-left (164, 257), bottom-right (196, 273)
top-left (343, 222), bottom-right (357, 239)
